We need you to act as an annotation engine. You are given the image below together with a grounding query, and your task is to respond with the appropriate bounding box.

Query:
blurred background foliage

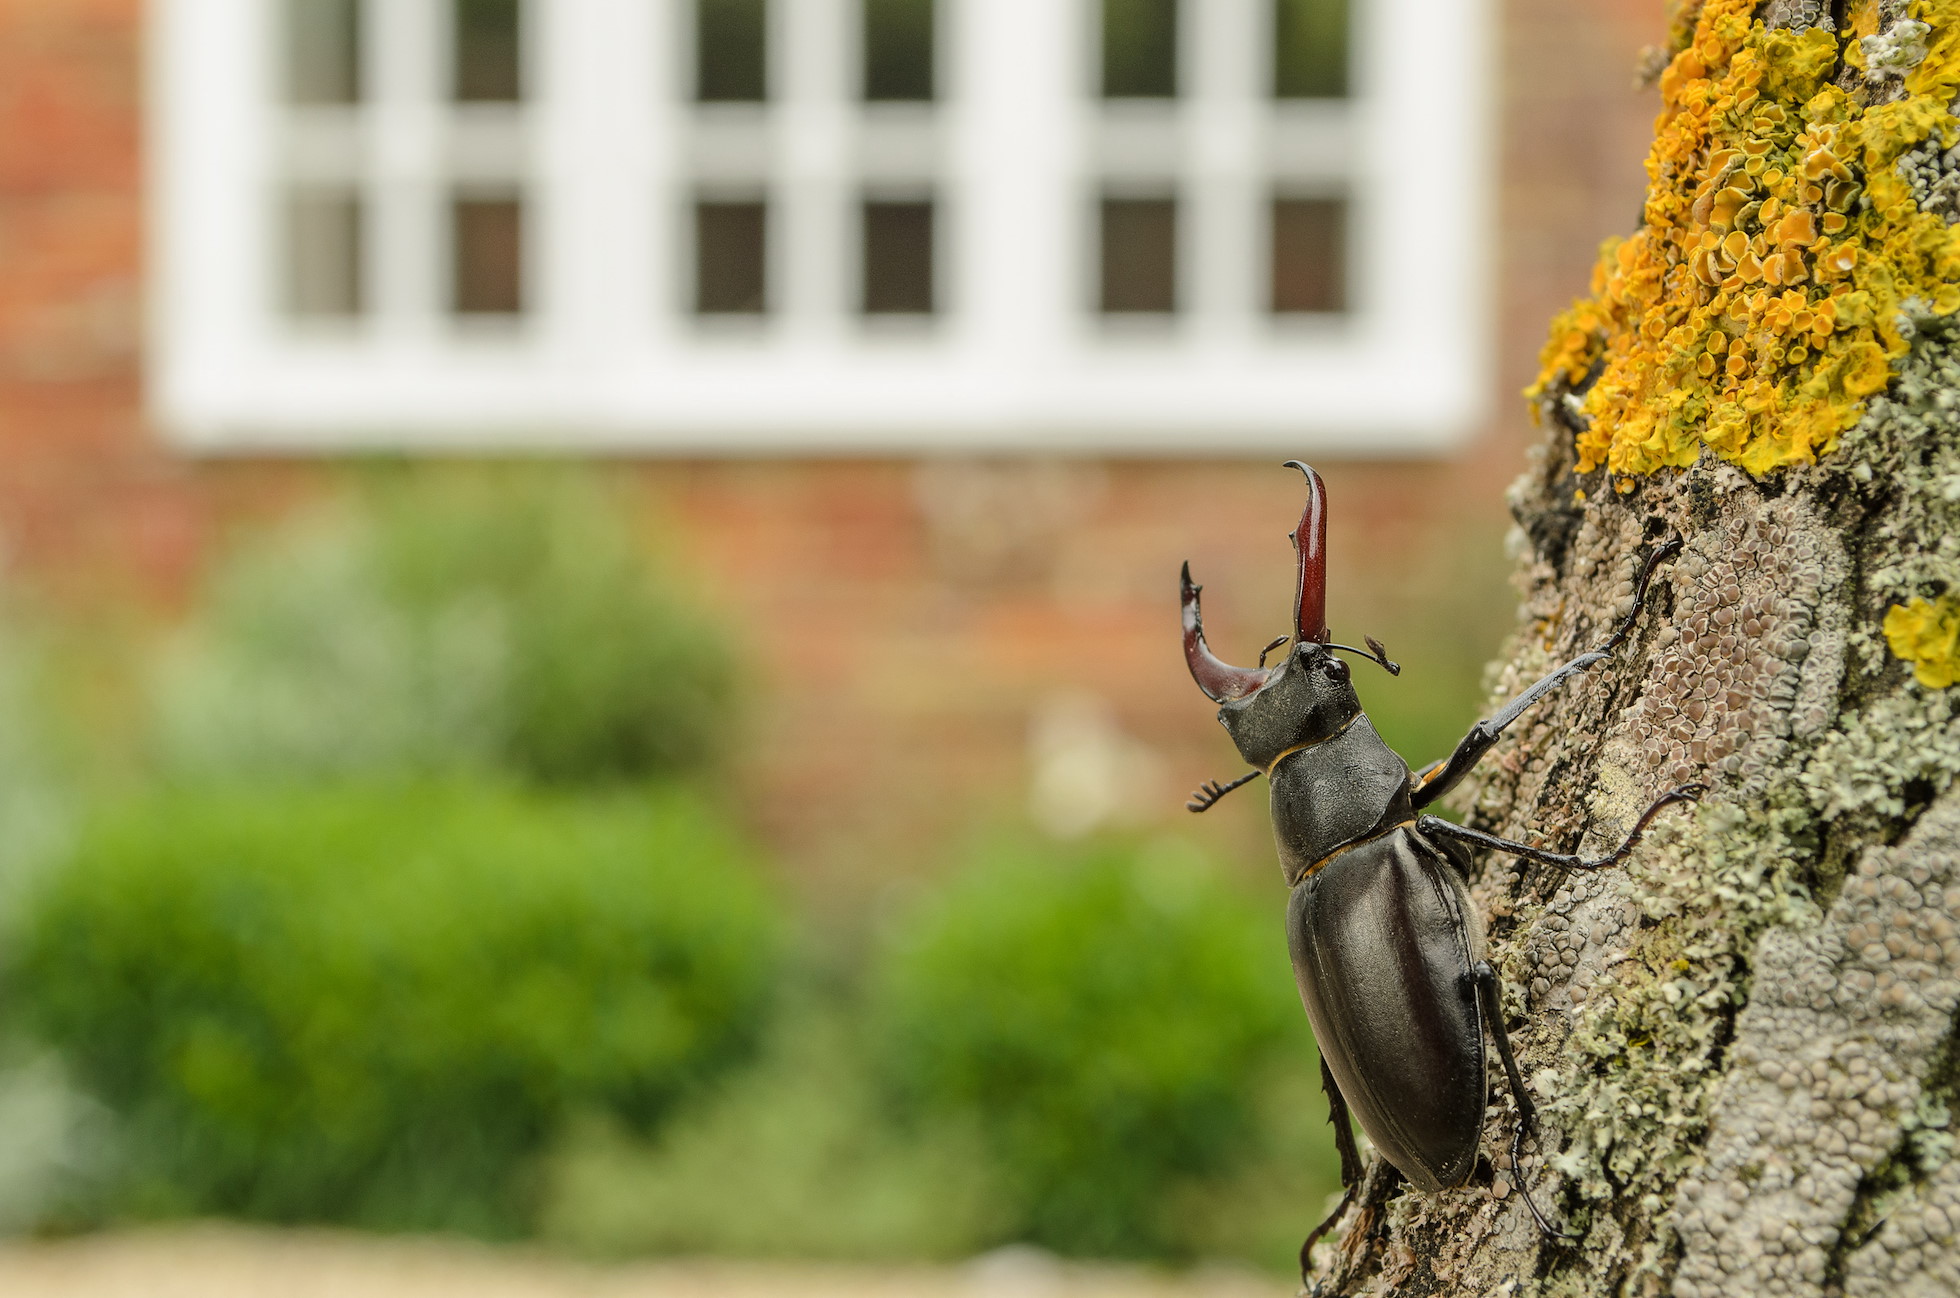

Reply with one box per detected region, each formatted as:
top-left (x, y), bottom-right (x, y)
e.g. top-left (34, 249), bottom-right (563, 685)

top-left (0, 467), bottom-right (1372, 1272)
top-left (151, 471), bottom-right (736, 786)
top-left (869, 838), bottom-right (1325, 1259)
top-left (14, 784), bottom-right (779, 1237)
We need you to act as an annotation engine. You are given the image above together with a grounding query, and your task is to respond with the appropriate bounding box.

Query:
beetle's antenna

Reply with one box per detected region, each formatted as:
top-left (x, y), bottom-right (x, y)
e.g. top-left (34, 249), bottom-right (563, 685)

top-left (1257, 635), bottom-right (1291, 668)
top-left (1324, 637), bottom-right (1401, 676)
top-left (1187, 770), bottom-right (1262, 813)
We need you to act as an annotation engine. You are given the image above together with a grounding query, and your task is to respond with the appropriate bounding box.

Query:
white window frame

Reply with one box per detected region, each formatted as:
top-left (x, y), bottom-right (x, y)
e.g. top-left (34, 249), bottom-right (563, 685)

top-left (148, 0), bottom-right (1491, 454)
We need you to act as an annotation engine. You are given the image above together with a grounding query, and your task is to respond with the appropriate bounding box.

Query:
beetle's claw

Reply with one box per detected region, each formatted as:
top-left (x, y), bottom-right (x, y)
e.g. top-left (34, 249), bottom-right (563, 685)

top-left (1364, 636), bottom-right (1402, 676)
top-left (1297, 1183), bottom-right (1358, 1285)
top-left (1510, 1125), bottom-right (1582, 1243)
top-left (1187, 781), bottom-right (1228, 813)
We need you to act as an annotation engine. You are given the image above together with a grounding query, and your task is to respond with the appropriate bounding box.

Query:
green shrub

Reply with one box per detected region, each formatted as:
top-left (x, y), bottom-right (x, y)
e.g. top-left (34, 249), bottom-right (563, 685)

top-left (868, 836), bottom-right (1335, 1259)
top-left (7, 782), bottom-right (780, 1235)
top-left (539, 998), bottom-right (1009, 1260)
top-left (155, 470), bottom-right (735, 786)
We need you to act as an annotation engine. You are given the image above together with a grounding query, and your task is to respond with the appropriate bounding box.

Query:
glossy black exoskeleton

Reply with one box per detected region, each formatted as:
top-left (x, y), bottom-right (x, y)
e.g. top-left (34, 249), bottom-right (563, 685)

top-left (1181, 463), bottom-right (1699, 1280)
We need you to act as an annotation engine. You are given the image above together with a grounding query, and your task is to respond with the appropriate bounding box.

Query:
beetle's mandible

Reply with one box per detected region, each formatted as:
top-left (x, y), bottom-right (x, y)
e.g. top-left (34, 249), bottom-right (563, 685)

top-left (1180, 462), bottom-right (1700, 1281)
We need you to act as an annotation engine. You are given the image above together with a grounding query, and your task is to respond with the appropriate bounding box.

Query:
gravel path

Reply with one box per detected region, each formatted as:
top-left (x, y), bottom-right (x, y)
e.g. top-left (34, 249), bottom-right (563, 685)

top-left (0, 1228), bottom-right (1294, 1298)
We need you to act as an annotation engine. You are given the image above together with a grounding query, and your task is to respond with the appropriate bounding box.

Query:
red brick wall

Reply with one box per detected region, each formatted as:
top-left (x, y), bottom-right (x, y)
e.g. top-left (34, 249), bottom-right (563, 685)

top-left (0, 0), bottom-right (1669, 899)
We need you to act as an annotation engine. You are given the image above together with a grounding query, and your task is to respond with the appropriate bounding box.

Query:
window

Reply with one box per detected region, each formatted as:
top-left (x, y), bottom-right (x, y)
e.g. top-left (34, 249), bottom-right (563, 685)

top-left (863, 198), bottom-right (936, 315)
top-left (452, 196), bottom-right (525, 315)
top-left (284, 0), bottom-right (360, 105)
top-left (284, 189), bottom-right (364, 317)
top-left (686, 0), bottom-right (773, 324)
top-left (454, 0), bottom-right (523, 102)
top-left (697, 0), bottom-right (767, 102)
top-left (154, 0), bottom-right (1489, 451)
top-left (1102, 0), bottom-right (1178, 98)
top-left (695, 199), bottom-right (769, 315)
top-left (865, 0), bottom-right (935, 102)
top-left (1100, 198), bottom-right (1178, 315)
top-left (1270, 195), bottom-right (1346, 314)
top-left (278, 1), bottom-right (366, 326)
top-left (1274, 0), bottom-right (1348, 99)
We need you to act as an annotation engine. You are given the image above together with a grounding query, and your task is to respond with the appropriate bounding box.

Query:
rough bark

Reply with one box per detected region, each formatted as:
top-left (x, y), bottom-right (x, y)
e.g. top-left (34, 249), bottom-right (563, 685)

top-left (1309, 2), bottom-right (1960, 1294)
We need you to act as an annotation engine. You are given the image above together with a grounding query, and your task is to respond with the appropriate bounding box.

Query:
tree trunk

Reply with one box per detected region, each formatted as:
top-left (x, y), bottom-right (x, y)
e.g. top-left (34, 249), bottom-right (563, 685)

top-left (1310, 2), bottom-right (1960, 1294)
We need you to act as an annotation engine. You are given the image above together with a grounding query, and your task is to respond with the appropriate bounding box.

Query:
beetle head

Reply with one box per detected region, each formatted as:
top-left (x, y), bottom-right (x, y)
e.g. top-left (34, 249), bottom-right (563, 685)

top-left (1181, 462), bottom-right (1362, 768)
top-left (1214, 641), bottom-right (1361, 770)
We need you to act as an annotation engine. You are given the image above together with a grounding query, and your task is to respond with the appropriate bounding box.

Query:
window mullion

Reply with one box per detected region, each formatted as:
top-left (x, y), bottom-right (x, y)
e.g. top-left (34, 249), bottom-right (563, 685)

top-left (777, 0), bottom-right (851, 342)
top-left (369, 0), bottom-right (444, 343)
top-left (1353, 0), bottom-right (1482, 355)
top-left (537, 0), bottom-right (659, 369)
top-left (1186, 0), bottom-right (1259, 341)
top-left (645, 1), bottom-right (686, 343)
top-left (953, 0), bottom-right (1078, 366)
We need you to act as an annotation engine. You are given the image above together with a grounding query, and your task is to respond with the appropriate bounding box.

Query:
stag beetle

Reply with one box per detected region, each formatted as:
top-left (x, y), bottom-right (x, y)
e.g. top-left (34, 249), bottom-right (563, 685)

top-left (1181, 462), bottom-right (1700, 1277)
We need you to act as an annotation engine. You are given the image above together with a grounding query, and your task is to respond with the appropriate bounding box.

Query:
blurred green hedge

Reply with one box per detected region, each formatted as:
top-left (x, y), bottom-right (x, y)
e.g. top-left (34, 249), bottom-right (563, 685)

top-left (7, 783), bottom-right (780, 1235)
top-left (153, 471), bottom-right (735, 786)
top-left (539, 834), bottom-right (1341, 1267)
top-left (866, 837), bottom-right (1329, 1259)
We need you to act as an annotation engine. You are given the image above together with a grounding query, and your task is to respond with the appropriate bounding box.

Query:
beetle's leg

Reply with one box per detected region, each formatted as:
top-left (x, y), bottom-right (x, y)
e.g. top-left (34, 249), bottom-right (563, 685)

top-left (1473, 961), bottom-right (1579, 1242)
top-left (1321, 1054), bottom-right (1365, 1188)
top-left (1411, 538), bottom-right (1682, 810)
top-left (1299, 1055), bottom-right (1364, 1281)
top-left (1186, 770), bottom-right (1263, 813)
top-left (1416, 782), bottom-right (1703, 872)
top-left (1298, 1185), bottom-right (1357, 1282)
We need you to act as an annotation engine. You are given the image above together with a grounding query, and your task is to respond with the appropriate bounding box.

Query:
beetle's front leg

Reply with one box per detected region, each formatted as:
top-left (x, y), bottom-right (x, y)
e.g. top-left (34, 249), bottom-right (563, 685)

top-left (1417, 782), bottom-right (1703, 872)
top-left (1411, 538), bottom-right (1681, 809)
top-left (1299, 1055), bottom-right (1364, 1281)
top-left (1186, 769), bottom-right (1263, 813)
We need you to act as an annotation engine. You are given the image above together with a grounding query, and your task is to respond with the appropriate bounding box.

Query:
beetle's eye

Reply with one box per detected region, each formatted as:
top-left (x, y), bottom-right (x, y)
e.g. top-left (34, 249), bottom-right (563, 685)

top-left (1323, 656), bottom-right (1350, 683)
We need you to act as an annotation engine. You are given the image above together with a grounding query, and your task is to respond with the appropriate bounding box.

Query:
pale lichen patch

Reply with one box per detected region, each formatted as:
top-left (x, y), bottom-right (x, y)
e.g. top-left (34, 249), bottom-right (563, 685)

top-left (1671, 801), bottom-right (1960, 1298)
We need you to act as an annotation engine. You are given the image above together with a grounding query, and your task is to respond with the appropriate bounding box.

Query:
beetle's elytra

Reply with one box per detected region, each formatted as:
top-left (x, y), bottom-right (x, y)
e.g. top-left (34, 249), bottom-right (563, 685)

top-left (1181, 463), bottom-right (1700, 1279)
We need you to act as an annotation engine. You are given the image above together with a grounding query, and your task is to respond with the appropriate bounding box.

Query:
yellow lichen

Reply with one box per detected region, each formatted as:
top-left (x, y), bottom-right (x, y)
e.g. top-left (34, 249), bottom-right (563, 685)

top-left (1884, 595), bottom-right (1960, 687)
top-left (1527, 0), bottom-right (1960, 479)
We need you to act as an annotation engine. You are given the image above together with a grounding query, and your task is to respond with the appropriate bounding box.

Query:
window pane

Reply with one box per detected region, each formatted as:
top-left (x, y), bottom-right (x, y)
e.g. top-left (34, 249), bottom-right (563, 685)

top-left (455, 0), bottom-right (522, 102)
top-left (1102, 0), bottom-right (1178, 99)
top-left (1100, 197), bottom-right (1176, 314)
top-left (697, 0), bottom-right (768, 102)
top-left (285, 189), bottom-right (364, 317)
top-left (453, 197), bottom-right (524, 314)
top-left (1274, 0), bottom-right (1348, 99)
top-left (285, 0), bottom-right (362, 105)
top-left (865, 0), bottom-right (934, 102)
top-left (1271, 197), bottom-right (1346, 313)
top-left (863, 200), bottom-right (935, 315)
top-left (695, 201), bottom-right (769, 315)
